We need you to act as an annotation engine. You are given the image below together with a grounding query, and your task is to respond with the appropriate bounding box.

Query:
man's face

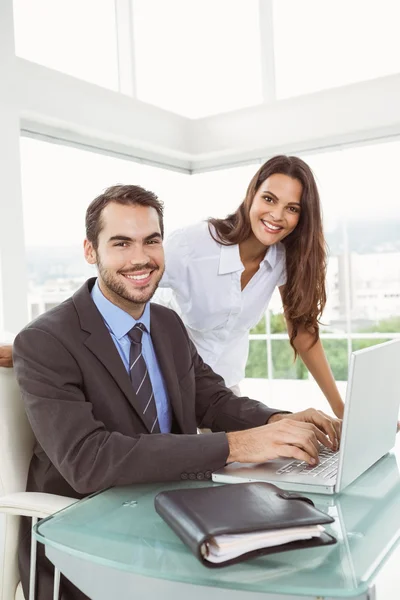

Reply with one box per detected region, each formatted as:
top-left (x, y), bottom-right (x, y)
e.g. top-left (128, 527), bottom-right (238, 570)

top-left (84, 202), bottom-right (165, 317)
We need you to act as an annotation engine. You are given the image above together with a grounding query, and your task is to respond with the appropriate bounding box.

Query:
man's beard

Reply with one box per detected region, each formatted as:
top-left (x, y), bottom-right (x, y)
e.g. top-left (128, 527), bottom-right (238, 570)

top-left (97, 257), bottom-right (164, 306)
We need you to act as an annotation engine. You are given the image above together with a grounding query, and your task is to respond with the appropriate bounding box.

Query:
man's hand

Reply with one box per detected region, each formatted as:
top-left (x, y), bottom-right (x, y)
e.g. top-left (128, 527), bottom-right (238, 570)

top-left (268, 408), bottom-right (342, 451)
top-left (0, 344), bottom-right (13, 368)
top-left (226, 418), bottom-right (333, 466)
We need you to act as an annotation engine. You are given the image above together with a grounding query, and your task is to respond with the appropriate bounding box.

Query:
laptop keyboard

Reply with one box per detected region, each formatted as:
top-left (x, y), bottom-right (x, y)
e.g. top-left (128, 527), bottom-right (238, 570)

top-left (276, 446), bottom-right (339, 479)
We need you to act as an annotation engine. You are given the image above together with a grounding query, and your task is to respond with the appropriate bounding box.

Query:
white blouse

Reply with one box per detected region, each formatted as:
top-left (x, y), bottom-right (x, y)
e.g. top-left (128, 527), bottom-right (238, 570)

top-left (156, 221), bottom-right (287, 388)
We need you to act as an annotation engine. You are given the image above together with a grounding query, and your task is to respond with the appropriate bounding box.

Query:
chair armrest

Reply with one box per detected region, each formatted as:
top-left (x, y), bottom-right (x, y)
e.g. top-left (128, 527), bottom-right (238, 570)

top-left (0, 492), bottom-right (77, 519)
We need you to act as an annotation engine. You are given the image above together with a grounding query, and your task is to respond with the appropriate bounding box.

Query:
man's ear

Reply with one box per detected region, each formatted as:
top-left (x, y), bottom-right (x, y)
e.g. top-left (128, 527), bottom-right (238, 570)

top-left (83, 239), bottom-right (97, 265)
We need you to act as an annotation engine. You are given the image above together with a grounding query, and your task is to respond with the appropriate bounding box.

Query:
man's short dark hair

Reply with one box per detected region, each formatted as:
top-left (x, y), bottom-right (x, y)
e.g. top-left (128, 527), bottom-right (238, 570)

top-left (85, 184), bottom-right (164, 248)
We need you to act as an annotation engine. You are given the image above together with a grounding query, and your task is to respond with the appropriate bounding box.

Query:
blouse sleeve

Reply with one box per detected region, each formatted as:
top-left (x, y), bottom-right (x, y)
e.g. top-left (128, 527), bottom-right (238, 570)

top-left (159, 227), bottom-right (189, 290)
top-left (154, 228), bottom-right (191, 310)
top-left (155, 229), bottom-right (189, 296)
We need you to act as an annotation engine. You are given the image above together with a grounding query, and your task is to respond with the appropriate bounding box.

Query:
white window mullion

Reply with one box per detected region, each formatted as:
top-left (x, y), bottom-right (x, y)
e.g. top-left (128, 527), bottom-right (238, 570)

top-left (258, 0), bottom-right (276, 103)
top-left (115, 0), bottom-right (137, 97)
top-left (341, 218), bottom-right (353, 366)
top-left (266, 309), bottom-right (274, 380)
top-left (0, 0), bottom-right (28, 332)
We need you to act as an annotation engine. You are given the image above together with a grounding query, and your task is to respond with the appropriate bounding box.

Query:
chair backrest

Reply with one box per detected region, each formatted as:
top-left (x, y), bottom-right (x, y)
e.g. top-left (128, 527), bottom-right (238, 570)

top-left (0, 367), bottom-right (34, 496)
top-left (0, 367), bottom-right (34, 600)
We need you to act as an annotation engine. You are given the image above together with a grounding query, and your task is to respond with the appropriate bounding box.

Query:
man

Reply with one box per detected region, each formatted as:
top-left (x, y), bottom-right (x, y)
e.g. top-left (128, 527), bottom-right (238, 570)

top-left (14, 185), bottom-right (341, 600)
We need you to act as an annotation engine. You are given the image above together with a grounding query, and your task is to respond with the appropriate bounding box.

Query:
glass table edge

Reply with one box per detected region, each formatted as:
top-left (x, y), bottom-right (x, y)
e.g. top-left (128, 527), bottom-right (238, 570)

top-left (33, 520), bottom-right (384, 598)
top-left (32, 464), bottom-right (400, 599)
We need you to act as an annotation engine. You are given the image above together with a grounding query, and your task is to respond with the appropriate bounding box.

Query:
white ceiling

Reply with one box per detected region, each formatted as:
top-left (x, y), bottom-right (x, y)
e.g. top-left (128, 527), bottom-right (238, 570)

top-left (17, 58), bottom-right (400, 173)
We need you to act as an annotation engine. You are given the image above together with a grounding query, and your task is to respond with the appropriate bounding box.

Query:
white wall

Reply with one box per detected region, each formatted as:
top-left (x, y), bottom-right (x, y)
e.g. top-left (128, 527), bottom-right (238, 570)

top-left (15, 60), bottom-right (400, 173)
top-left (9, 49), bottom-right (400, 175)
top-left (0, 0), bottom-right (28, 332)
top-left (17, 58), bottom-right (192, 172)
top-left (190, 73), bottom-right (400, 170)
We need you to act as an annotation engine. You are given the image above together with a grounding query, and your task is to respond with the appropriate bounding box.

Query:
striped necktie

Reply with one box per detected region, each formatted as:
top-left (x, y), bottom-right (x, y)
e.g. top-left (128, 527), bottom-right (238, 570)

top-left (128, 323), bottom-right (160, 434)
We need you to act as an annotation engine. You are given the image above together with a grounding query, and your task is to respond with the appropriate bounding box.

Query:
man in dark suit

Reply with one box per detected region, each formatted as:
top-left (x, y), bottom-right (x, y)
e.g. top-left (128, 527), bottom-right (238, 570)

top-left (14, 185), bottom-right (340, 600)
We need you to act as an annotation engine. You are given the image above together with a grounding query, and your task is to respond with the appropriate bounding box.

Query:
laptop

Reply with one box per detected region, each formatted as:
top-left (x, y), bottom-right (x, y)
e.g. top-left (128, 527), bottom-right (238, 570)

top-left (213, 339), bottom-right (400, 495)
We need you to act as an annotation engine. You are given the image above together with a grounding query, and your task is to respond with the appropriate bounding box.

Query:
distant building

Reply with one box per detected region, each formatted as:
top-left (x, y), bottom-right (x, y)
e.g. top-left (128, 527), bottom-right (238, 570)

top-left (27, 253), bottom-right (400, 332)
top-left (268, 252), bottom-right (400, 333)
top-left (336, 252), bottom-right (400, 328)
top-left (28, 278), bottom-right (85, 320)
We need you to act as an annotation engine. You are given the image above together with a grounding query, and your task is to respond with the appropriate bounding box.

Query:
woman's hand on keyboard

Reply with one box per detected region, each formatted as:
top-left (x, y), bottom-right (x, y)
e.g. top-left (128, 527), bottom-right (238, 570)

top-left (268, 409), bottom-right (341, 451)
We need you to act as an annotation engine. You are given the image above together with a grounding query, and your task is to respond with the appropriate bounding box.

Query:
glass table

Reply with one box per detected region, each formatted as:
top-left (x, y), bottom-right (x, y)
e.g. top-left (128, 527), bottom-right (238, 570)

top-left (35, 447), bottom-right (400, 600)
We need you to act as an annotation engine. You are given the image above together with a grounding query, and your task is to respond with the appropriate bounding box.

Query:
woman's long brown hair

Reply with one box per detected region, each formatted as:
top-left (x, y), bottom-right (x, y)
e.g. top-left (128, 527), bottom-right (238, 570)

top-left (208, 155), bottom-right (327, 354)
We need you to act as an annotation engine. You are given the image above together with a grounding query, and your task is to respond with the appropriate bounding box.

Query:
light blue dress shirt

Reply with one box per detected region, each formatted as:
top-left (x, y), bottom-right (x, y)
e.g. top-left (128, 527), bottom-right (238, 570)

top-left (91, 280), bottom-right (172, 433)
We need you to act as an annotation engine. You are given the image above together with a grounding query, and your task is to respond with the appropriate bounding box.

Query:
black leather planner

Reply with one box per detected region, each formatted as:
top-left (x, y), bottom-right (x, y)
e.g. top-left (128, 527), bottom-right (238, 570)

top-left (154, 482), bottom-right (336, 567)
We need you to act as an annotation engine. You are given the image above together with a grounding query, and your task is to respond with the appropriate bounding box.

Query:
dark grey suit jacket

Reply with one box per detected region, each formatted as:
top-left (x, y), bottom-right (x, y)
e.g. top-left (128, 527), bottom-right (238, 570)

top-left (14, 278), bottom-right (279, 499)
top-left (13, 278), bottom-right (281, 600)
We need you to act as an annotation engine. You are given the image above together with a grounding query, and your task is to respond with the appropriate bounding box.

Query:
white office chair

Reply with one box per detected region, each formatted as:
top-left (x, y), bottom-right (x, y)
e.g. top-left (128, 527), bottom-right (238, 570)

top-left (0, 367), bottom-right (77, 600)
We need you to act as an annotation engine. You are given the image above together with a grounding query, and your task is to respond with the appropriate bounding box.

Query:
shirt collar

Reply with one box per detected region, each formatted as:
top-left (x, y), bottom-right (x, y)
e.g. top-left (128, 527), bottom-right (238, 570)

top-left (218, 244), bottom-right (243, 275)
top-left (218, 242), bottom-right (279, 275)
top-left (264, 243), bottom-right (278, 269)
top-left (91, 279), bottom-right (151, 340)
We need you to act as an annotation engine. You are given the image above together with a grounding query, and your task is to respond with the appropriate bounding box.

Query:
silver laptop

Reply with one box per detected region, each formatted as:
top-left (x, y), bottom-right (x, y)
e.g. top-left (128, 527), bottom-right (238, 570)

top-left (213, 339), bottom-right (400, 495)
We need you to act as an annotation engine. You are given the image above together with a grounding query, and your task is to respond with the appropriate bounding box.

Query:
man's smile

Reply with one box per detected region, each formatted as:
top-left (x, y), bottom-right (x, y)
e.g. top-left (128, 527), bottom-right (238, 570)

top-left (124, 272), bottom-right (151, 280)
top-left (121, 270), bottom-right (155, 286)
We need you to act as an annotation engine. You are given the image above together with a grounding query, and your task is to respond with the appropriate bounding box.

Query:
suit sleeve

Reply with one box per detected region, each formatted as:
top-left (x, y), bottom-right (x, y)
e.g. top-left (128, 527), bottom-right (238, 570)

top-left (13, 327), bottom-right (231, 494)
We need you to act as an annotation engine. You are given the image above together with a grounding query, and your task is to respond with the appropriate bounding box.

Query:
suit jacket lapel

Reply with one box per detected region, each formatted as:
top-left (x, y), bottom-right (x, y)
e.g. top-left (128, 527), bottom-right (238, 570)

top-left (73, 279), bottom-right (152, 432)
top-left (150, 304), bottom-right (185, 432)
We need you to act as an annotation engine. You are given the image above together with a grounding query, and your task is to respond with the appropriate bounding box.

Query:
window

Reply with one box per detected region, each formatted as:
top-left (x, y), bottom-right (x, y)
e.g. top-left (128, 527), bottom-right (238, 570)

top-left (20, 137), bottom-right (188, 317)
top-left (13, 0), bottom-right (119, 91)
top-left (273, 0), bottom-right (400, 99)
top-left (189, 163), bottom-right (261, 220)
top-left (132, 0), bottom-right (263, 117)
top-left (20, 138), bottom-right (258, 319)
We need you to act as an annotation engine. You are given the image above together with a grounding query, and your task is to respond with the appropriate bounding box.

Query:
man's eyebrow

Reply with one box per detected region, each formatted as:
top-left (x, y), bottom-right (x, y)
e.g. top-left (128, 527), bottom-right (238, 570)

top-left (144, 232), bottom-right (162, 241)
top-left (108, 232), bottom-right (162, 243)
top-left (108, 235), bottom-right (133, 242)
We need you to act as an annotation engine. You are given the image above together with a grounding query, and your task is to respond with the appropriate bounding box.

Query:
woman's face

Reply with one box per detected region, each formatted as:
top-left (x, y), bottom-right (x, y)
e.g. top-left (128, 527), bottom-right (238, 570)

top-left (249, 173), bottom-right (302, 247)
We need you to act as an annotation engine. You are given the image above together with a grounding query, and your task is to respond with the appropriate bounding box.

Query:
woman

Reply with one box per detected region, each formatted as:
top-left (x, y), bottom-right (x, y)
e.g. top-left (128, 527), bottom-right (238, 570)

top-left (157, 155), bottom-right (344, 418)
